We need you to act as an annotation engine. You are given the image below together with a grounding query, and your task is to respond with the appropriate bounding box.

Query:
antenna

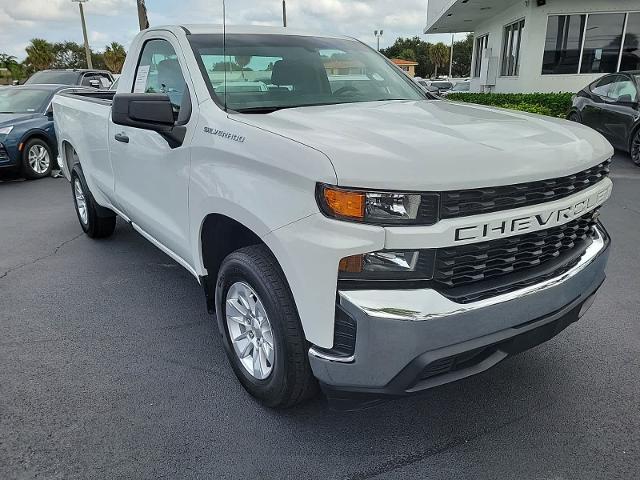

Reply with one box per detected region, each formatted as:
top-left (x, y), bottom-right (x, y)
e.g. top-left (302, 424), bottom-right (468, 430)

top-left (222, 0), bottom-right (227, 111)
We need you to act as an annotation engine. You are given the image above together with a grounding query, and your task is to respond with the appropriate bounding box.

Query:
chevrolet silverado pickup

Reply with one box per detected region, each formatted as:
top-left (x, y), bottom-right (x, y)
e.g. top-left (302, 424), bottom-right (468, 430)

top-left (52, 25), bottom-right (613, 409)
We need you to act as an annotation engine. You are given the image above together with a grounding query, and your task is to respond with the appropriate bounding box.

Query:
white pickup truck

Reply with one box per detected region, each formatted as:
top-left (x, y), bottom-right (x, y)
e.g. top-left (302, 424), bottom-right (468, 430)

top-left (53, 25), bottom-right (613, 409)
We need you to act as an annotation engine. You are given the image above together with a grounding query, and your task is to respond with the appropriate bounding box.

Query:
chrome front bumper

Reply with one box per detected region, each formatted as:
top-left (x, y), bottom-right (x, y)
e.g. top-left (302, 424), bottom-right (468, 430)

top-left (309, 225), bottom-right (610, 398)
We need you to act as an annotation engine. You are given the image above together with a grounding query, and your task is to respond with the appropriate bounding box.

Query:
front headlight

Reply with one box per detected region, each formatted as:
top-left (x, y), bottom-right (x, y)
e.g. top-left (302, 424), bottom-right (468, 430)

top-left (339, 249), bottom-right (435, 282)
top-left (0, 126), bottom-right (14, 136)
top-left (316, 184), bottom-right (438, 225)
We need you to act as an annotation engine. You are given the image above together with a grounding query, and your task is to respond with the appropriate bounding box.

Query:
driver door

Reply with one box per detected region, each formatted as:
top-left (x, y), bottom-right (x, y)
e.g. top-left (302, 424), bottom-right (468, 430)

top-left (109, 35), bottom-right (194, 266)
top-left (604, 75), bottom-right (639, 149)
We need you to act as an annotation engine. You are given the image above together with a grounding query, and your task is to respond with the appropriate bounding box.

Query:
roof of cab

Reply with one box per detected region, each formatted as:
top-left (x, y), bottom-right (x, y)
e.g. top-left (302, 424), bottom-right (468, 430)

top-left (171, 24), bottom-right (349, 39)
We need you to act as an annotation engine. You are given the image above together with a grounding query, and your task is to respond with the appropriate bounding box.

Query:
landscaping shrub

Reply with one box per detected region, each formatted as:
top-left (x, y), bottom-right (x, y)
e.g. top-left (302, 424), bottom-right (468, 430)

top-left (445, 92), bottom-right (574, 118)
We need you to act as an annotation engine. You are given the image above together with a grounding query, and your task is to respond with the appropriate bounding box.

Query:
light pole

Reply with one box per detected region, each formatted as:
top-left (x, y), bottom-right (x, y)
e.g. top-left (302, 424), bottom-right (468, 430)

top-left (448, 33), bottom-right (454, 78)
top-left (72, 0), bottom-right (93, 69)
top-left (374, 30), bottom-right (383, 51)
top-left (282, 1), bottom-right (287, 27)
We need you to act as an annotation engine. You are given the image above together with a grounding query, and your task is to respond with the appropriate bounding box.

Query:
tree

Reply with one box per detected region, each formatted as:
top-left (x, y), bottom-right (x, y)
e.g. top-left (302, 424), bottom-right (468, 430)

top-left (25, 39), bottom-right (55, 72)
top-left (381, 36), bottom-right (433, 77)
top-left (429, 43), bottom-right (449, 77)
top-left (398, 48), bottom-right (416, 61)
top-left (104, 42), bottom-right (127, 73)
top-left (451, 34), bottom-right (473, 77)
top-left (52, 41), bottom-right (87, 69)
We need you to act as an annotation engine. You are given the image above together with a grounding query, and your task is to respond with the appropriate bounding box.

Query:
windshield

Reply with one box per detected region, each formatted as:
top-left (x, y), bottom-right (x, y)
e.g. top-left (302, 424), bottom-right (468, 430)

top-left (189, 34), bottom-right (426, 112)
top-left (0, 88), bottom-right (51, 113)
top-left (25, 71), bottom-right (79, 85)
top-left (451, 82), bottom-right (470, 91)
top-left (431, 82), bottom-right (453, 89)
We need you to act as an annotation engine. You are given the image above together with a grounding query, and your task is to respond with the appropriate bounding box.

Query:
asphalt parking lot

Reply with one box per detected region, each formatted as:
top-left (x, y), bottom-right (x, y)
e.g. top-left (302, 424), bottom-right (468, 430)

top-left (1, 152), bottom-right (639, 480)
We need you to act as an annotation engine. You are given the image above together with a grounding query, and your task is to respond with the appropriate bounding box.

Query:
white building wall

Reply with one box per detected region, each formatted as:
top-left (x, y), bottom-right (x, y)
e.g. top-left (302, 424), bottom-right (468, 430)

top-left (470, 0), bottom-right (640, 94)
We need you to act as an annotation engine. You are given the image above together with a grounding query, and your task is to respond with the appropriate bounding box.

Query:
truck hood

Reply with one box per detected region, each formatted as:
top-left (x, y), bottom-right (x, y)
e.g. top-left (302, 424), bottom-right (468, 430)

top-left (235, 100), bottom-right (613, 190)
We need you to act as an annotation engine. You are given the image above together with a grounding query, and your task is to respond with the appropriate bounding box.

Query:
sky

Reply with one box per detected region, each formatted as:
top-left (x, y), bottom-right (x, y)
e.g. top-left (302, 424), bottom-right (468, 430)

top-left (0, 0), bottom-right (468, 60)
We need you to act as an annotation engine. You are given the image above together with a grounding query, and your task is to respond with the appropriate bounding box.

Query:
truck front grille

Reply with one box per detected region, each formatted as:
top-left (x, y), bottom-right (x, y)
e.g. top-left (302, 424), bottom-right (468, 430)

top-left (438, 160), bottom-right (610, 219)
top-left (433, 210), bottom-right (599, 303)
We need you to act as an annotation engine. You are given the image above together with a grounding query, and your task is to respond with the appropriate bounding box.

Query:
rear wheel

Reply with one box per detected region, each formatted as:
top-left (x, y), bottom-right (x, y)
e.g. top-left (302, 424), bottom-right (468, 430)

top-left (21, 138), bottom-right (53, 179)
top-left (631, 129), bottom-right (640, 166)
top-left (71, 164), bottom-right (116, 238)
top-left (215, 244), bottom-right (318, 408)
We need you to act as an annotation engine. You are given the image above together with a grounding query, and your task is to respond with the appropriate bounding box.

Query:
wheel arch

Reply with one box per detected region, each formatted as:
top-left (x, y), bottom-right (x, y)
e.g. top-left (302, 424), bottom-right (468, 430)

top-left (19, 130), bottom-right (57, 159)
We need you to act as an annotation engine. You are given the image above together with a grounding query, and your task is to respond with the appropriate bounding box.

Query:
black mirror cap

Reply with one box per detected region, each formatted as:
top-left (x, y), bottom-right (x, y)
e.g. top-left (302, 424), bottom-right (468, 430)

top-left (112, 93), bottom-right (175, 131)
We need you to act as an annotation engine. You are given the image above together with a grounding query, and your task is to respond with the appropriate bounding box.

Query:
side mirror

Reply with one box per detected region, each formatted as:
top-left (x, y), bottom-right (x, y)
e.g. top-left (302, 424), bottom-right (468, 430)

top-left (112, 93), bottom-right (186, 148)
top-left (12, 80), bottom-right (19, 86)
top-left (617, 94), bottom-right (634, 103)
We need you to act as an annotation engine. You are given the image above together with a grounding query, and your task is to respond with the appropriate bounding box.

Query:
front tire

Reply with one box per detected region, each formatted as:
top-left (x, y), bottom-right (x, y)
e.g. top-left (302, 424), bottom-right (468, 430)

top-left (631, 129), bottom-right (640, 166)
top-left (71, 164), bottom-right (116, 238)
top-left (21, 138), bottom-right (53, 179)
top-left (215, 245), bottom-right (318, 408)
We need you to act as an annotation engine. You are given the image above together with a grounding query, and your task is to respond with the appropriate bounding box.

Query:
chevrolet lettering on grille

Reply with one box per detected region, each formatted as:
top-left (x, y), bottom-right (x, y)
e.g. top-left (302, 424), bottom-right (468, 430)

top-left (454, 182), bottom-right (612, 243)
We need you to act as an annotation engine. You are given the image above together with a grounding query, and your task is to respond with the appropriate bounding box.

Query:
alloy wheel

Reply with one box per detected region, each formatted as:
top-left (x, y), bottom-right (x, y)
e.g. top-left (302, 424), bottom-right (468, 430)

top-left (632, 132), bottom-right (640, 166)
top-left (74, 179), bottom-right (88, 225)
top-left (28, 145), bottom-right (50, 174)
top-left (225, 281), bottom-right (275, 380)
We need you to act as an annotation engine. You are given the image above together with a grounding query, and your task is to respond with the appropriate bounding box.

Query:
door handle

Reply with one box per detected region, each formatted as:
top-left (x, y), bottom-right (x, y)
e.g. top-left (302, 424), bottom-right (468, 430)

top-left (114, 133), bottom-right (129, 143)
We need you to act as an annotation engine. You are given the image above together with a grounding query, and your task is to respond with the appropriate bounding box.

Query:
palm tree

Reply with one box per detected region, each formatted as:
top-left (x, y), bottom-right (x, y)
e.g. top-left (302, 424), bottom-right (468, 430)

top-left (103, 42), bottom-right (127, 74)
top-left (429, 43), bottom-right (450, 78)
top-left (0, 53), bottom-right (18, 69)
top-left (25, 39), bottom-right (55, 72)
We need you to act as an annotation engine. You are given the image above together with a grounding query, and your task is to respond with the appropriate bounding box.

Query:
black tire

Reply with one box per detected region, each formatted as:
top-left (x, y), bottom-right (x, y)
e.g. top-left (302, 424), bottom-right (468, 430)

top-left (21, 138), bottom-right (53, 179)
top-left (630, 128), bottom-right (640, 166)
top-left (71, 164), bottom-right (116, 238)
top-left (568, 111), bottom-right (581, 123)
top-left (215, 244), bottom-right (318, 408)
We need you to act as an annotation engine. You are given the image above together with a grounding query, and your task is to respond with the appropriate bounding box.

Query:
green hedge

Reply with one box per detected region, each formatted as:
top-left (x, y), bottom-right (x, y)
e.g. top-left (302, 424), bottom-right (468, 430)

top-left (445, 92), bottom-right (574, 118)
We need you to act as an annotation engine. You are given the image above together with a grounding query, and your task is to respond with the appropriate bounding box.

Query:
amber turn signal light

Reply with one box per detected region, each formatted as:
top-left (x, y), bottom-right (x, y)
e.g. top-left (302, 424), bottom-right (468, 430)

top-left (322, 187), bottom-right (365, 220)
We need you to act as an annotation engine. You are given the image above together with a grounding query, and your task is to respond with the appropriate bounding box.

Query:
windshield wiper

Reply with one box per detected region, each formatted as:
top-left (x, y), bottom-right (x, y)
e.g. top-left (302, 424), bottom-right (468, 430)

top-left (0, 111), bottom-right (17, 114)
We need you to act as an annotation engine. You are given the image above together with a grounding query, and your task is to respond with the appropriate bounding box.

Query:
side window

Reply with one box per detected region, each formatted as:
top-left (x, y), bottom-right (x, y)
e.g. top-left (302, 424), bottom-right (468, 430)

top-left (134, 39), bottom-right (187, 115)
top-left (591, 75), bottom-right (618, 98)
top-left (609, 77), bottom-right (638, 102)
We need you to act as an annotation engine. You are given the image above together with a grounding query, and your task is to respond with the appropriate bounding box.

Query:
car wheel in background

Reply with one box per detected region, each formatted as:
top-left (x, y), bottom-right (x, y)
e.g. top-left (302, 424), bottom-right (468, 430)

top-left (21, 138), bottom-right (53, 179)
top-left (71, 164), bottom-right (117, 238)
top-left (631, 129), bottom-right (640, 166)
top-left (568, 112), bottom-right (581, 123)
top-left (215, 244), bottom-right (318, 408)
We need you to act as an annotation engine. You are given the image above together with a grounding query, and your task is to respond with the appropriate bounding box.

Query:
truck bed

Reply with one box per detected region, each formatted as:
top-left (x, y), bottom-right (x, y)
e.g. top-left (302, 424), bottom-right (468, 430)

top-left (56, 89), bottom-right (116, 105)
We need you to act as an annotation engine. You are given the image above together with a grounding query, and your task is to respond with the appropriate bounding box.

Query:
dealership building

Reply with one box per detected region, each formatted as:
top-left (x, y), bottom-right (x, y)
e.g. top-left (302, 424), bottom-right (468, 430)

top-left (425, 0), bottom-right (640, 93)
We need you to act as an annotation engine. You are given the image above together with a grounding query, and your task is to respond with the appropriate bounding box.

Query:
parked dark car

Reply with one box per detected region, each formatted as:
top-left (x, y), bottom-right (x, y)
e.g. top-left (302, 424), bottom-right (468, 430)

top-left (24, 69), bottom-right (114, 89)
top-left (0, 85), bottom-right (81, 179)
top-left (569, 71), bottom-right (640, 165)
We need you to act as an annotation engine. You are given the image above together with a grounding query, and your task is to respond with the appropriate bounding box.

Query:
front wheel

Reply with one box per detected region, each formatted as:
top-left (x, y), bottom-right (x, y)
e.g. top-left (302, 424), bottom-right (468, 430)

top-left (215, 245), bottom-right (318, 408)
top-left (21, 138), bottom-right (53, 179)
top-left (631, 129), bottom-right (640, 166)
top-left (71, 164), bottom-right (117, 238)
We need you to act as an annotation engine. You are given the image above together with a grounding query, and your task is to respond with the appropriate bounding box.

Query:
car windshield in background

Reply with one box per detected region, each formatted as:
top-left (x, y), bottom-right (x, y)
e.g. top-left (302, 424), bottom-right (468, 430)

top-left (25, 71), bottom-right (79, 85)
top-left (0, 88), bottom-right (50, 113)
top-left (431, 82), bottom-right (453, 90)
top-left (189, 34), bottom-right (425, 112)
top-left (451, 82), bottom-right (470, 92)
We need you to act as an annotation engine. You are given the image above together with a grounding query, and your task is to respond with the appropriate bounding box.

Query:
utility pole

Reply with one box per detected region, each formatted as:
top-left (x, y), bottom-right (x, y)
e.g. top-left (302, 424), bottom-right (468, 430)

top-left (448, 33), bottom-right (454, 78)
top-left (72, 0), bottom-right (93, 69)
top-left (137, 0), bottom-right (150, 30)
top-left (374, 30), bottom-right (383, 51)
top-left (282, 1), bottom-right (287, 27)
